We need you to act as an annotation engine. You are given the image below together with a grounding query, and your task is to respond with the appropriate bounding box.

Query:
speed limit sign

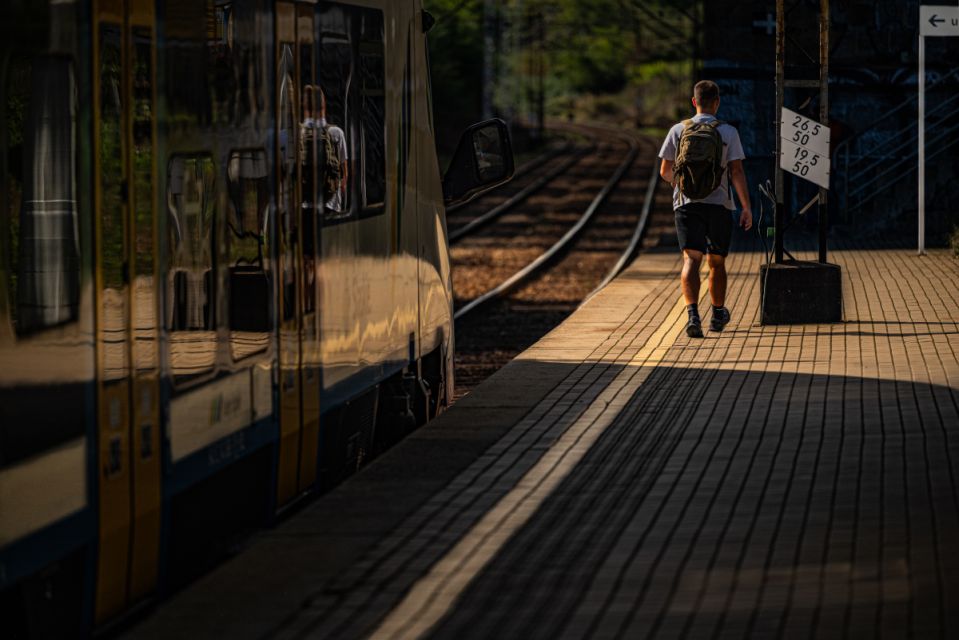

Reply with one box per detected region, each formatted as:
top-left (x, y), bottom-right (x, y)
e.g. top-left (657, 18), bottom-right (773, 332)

top-left (779, 107), bottom-right (831, 189)
top-left (780, 108), bottom-right (830, 155)
top-left (780, 138), bottom-right (829, 189)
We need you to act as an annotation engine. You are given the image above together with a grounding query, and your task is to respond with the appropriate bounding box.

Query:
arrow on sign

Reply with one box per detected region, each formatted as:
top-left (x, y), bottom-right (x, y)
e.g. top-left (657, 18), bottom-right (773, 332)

top-left (919, 6), bottom-right (959, 38)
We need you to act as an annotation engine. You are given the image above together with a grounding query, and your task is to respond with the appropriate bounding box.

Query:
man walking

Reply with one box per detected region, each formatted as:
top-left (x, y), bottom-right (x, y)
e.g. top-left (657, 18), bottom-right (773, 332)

top-left (659, 80), bottom-right (752, 338)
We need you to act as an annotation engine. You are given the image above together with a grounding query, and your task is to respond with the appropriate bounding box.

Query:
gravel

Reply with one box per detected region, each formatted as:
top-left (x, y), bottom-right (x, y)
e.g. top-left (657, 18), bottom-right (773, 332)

top-left (449, 126), bottom-right (674, 399)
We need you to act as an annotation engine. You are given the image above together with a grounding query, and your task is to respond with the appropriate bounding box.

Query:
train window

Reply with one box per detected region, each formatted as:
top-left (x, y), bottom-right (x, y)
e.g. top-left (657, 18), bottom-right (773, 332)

top-left (164, 0), bottom-right (269, 127)
top-left (359, 12), bottom-right (385, 211)
top-left (278, 43), bottom-right (297, 322)
top-left (164, 0), bottom-right (212, 126)
top-left (132, 26), bottom-right (155, 281)
top-left (208, 1), bottom-right (235, 125)
top-left (317, 5), bottom-right (352, 221)
top-left (228, 149), bottom-right (269, 239)
top-left (1, 53), bottom-right (80, 336)
top-left (227, 149), bottom-right (272, 345)
top-left (166, 155), bottom-right (216, 333)
top-left (318, 2), bottom-right (386, 223)
top-left (131, 26), bottom-right (158, 374)
top-left (100, 25), bottom-right (125, 292)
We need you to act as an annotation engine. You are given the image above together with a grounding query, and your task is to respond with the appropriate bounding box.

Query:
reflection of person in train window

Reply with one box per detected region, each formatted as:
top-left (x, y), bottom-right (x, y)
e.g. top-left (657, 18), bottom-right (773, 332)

top-left (300, 85), bottom-right (318, 212)
top-left (472, 126), bottom-right (505, 183)
top-left (317, 88), bottom-right (349, 214)
top-left (299, 87), bottom-right (318, 311)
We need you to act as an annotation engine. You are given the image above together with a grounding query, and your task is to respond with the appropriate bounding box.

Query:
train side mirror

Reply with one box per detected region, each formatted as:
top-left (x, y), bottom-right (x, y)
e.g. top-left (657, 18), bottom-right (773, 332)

top-left (442, 119), bottom-right (514, 207)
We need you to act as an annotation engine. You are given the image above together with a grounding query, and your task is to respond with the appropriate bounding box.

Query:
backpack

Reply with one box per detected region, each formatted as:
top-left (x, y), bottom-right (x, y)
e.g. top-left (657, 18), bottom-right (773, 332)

top-left (673, 119), bottom-right (725, 200)
top-left (318, 124), bottom-right (343, 202)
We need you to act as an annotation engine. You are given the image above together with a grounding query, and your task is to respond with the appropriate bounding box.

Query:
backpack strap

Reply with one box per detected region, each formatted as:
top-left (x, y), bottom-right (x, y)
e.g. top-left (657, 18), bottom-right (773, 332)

top-left (683, 118), bottom-right (724, 129)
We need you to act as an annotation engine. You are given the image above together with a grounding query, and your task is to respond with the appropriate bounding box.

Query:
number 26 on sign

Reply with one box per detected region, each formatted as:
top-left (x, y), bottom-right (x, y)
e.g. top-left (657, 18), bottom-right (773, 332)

top-left (780, 108), bottom-right (830, 156)
top-left (790, 116), bottom-right (822, 148)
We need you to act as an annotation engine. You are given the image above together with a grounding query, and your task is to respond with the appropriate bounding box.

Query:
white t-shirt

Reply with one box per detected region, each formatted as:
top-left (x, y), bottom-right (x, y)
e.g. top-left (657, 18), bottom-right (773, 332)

top-left (318, 117), bottom-right (349, 213)
top-left (659, 114), bottom-right (745, 211)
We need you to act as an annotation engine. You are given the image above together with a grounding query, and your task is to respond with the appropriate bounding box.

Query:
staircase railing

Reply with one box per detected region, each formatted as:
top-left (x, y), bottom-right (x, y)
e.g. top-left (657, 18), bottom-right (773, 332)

top-left (832, 67), bottom-right (959, 224)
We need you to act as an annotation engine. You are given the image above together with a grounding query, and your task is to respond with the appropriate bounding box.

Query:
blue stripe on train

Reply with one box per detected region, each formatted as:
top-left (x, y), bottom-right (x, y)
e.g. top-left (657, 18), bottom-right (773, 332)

top-left (167, 415), bottom-right (278, 495)
top-left (0, 509), bottom-right (94, 589)
top-left (320, 359), bottom-right (409, 412)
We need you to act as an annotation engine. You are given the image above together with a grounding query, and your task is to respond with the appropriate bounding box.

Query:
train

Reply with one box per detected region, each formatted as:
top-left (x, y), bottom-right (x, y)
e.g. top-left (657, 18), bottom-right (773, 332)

top-left (0, 0), bottom-right (513, 635)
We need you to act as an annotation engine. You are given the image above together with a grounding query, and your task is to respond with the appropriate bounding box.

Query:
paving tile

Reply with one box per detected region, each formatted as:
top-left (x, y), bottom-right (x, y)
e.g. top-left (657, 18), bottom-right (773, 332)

top-left (127, 245), bottom-right (959, 640)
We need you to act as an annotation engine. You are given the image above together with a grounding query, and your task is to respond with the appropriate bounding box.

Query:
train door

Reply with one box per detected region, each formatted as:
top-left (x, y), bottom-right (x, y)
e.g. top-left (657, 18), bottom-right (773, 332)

top-left (92, 0), bottom-right (161, 623)
top-left (296, 4), bottom-right (322, 494)
top-left (275, 2), bottom-right (321, 506)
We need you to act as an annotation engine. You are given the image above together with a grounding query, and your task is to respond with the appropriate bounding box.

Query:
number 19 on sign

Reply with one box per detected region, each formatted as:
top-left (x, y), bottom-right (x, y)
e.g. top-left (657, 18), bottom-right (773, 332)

top-left (780, 139), bottom-right (830, 189)
top-left (779, 107), bottom-right (831, 190)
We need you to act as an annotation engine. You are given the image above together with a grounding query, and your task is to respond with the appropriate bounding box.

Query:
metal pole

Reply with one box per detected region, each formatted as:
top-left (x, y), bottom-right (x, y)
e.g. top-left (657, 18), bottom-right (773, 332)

top-left (537, 11), bottom-right (545, 141)
top-left (482, 0), bottom-right (495, 120)
top-left (918, 33), bottom-right (926, 256)
top-left (0, 50), bottom-right (11, 339)
top-left (818, 0), bottom-right (829, 264)
top-left (843, 145), bottom-right (849, 224)
top-left (775, 0), bottom-right (785, 263)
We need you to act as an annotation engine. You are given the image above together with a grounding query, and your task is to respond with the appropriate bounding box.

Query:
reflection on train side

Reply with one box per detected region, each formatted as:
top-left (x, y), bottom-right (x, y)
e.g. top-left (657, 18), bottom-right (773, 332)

top-left (0, 0), bottom-right (512, 634)
top-left (4, 57), bottom-right (80, 335)
top-left (227, 149), bottom-right (272, 360)
top-left (317, 1), bottom-right (386, 222)
top-left (0, 28), bottom-right (90, 562)
top-left (167, 156), bottom-right (217, 379)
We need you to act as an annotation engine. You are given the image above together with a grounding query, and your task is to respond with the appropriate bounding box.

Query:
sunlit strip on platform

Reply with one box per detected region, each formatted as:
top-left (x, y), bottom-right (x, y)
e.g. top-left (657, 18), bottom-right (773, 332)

top-left (371, 295), bottom-right (689, 639)
top-left (0, 437), bottom-right (87, 546)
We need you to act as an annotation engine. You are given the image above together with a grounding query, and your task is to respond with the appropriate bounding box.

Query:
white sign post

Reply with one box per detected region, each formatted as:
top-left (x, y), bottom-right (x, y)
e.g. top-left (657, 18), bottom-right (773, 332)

top-left (918, 6), bottom-right (959, 255)
top-left (779, 107), bottom-right (831, 189)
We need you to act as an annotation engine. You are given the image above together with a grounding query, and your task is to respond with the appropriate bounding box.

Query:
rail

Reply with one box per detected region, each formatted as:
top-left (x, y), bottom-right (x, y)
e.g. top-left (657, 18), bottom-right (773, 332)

top-left (454, 129), bottom-right (640, 320)
top-left (448, 145), bottom-right (592, 243)
top-left (833, 66), bottom-right (959, 220)
top-left (579, 152), bottom-right (660, 307)
top-left (832, 66), bottom-right (959, 163)
top-left (445, 139), bottom-right (571, 215)
top-left (848, 117), bottom-right (959, 212)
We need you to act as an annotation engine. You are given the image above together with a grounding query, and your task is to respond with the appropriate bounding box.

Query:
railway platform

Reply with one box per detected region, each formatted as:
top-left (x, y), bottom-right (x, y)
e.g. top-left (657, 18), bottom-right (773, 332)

top-left (128, 240), bottom-right (959, 639)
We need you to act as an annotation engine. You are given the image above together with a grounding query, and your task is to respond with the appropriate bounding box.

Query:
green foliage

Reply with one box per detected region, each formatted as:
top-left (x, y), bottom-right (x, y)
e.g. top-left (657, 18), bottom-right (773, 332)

top-left (554, 25), bottom-right (630, 94)
top-left (544, 0), bottom-right (632, 94)
top-left (425, 0), bottom-right (485, 151)
top-left (628, 59), bottom-right (696, 125)
top-left (425, 0), bottom-right (701, 141)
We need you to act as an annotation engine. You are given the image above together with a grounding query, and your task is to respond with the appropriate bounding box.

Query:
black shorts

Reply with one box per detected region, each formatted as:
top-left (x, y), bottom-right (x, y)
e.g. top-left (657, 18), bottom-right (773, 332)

top-left (674, 202), bottom-right (734, 257)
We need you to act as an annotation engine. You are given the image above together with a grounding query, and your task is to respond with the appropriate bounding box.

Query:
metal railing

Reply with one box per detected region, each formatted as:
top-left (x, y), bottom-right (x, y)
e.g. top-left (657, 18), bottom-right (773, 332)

top-left (832, 66), bottom-right (959, 223)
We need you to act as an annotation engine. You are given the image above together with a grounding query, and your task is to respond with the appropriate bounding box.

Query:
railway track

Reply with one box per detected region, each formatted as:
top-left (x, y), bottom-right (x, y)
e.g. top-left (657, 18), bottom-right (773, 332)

top-left (449, 123), bottom-right (672, 399)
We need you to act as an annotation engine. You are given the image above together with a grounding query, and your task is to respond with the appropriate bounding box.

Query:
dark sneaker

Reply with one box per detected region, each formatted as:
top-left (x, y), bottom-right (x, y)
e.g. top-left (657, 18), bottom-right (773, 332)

top-left (686, 315), bottom-right (704, 338)
top-left (710, 306), bottom-right (731, 332)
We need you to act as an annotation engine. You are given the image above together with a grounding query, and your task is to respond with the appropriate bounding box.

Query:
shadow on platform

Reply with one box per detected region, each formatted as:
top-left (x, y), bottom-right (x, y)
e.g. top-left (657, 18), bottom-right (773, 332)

top-left (248, 357), bottom-right (959, 640)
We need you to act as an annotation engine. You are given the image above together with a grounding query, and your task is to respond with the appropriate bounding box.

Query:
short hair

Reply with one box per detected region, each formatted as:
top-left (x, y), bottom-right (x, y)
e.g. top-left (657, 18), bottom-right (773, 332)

top-left (694, 80), bottom-right (720, 106)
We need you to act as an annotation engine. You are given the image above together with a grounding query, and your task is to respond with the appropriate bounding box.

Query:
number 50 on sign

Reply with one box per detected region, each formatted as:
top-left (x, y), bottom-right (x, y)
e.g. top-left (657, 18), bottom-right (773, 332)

top-left (780, 139), bottom-right (830, 189)
top-left (781, 108), bottom-right (830, 155)
top-left (779, 107), bottom-right (831, 189)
